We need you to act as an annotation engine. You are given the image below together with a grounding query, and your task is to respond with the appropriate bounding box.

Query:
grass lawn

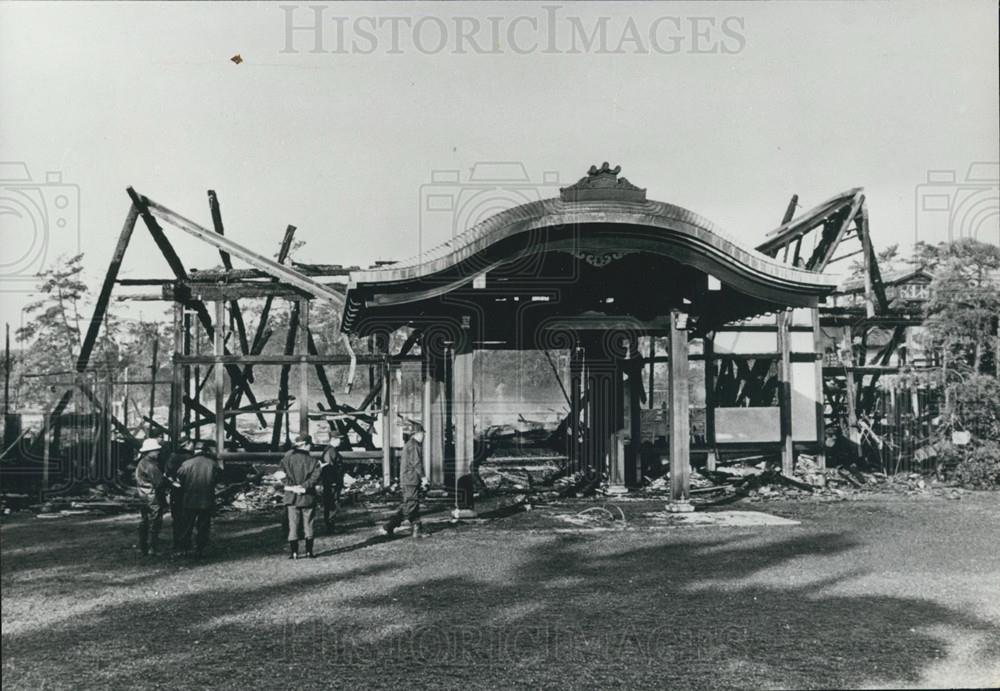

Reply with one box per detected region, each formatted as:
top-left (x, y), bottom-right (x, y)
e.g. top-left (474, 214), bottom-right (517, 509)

top-left (2, 493), bottom-right (999, 690)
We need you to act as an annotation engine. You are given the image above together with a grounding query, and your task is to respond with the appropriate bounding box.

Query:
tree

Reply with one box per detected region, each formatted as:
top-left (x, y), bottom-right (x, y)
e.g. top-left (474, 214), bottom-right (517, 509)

top-left (15, 254), bottom-right (118, 405)
top-left (13, 253), bottom-right (129, 407)
top-left (916, 239), bottom-right (1000, 378)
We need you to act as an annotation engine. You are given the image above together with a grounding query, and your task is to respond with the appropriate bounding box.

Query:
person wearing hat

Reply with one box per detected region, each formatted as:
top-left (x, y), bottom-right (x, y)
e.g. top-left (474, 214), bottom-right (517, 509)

top-left (176, 442), bottom-right (222, 557)
top-left (319, 428), bottom-right (346, 532)
top-left (279, 433), bottom-right (321, 559)
top-left (164, 437), bottom-right (192, 549)
top-left (135, 437), bottom-right (166, 556)
top-left (380, 423), bottom-right (426, 538)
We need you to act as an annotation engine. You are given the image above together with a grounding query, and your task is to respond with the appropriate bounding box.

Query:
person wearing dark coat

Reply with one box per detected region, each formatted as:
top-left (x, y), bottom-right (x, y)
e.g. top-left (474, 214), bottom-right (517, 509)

top-left (279, 434), bottom-right (321, 559)
top-left (176, 447), bottom-right (222, 556)
top-left (135, 437), bottom-right (166, 556)
top-left (319, 430), bottom-right (345, 531)
top-left (381, 425), bottom-right (425, 538)
top-left (163, 442), bottom-right (191, 549)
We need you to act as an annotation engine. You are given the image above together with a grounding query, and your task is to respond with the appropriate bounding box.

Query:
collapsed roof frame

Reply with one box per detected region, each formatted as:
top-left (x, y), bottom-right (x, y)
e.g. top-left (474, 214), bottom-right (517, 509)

top-left (32, 187), bottom-right (405, 461)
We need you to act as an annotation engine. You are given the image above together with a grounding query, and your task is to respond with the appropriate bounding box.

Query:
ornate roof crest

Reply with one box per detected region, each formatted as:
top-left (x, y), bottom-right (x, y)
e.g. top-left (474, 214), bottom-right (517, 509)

top-left (560, 162), bottom-right (647, 202)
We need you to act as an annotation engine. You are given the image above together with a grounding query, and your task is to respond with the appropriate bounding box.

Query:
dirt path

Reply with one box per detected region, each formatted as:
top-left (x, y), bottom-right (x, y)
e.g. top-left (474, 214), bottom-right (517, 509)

top-left (3, 494), bottom-right (999, 690)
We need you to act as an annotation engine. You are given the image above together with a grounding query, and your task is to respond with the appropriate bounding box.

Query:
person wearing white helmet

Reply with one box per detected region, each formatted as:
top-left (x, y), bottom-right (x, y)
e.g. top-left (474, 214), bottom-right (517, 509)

top-left (134, 436), bottom-right (166, 556)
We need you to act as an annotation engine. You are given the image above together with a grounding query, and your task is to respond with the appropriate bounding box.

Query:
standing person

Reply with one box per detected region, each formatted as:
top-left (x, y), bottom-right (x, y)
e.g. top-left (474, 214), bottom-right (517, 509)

top-left (176, 442), bottom-right (222, 557)
top-left (164, 438), bottom-right (191, 549)
top-left (319, 429), bottom-right (345, 532)
top-left (380, 423), bottom-right (426, 538)
top-left (279, 434), bottom-right (321, 559)
top-left (134, 437), bottom-right (166, 556)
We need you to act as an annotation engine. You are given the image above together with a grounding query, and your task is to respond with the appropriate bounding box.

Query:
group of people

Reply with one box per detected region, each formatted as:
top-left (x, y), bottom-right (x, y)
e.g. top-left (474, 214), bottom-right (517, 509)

top-left (276, 424), bottom-right (427, 559)
top-left (133, 436), bottom-right (221, 557)
top-left (132, 422), bottom-right (427, 559)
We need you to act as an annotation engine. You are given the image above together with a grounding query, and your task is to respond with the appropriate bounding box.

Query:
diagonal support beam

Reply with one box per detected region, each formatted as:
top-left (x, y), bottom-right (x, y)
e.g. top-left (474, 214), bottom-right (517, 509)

top-left (208, 190), bottom-right (251, 355)
top-left (810, 193), bottom-right (866, 272)
top-left (224, 225), bottom-right (296, 422)
top-left (134, 188), bottom-right (357, 391)
top-left (141, 193), bottom-right (344, 303)
top-left (78, 205), bottom-right (140, 373)
top-left (127, 187), bottom-right (267, 423)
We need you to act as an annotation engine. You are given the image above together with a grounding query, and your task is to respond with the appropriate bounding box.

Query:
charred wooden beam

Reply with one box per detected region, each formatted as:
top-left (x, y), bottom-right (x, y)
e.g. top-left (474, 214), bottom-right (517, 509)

top-left (272, 300), bottom-right (300, 449)
top-left (176, 353), bottom-right (396, 366)
top-left (208, 190), bottom-right (251, 356)
top-left (139, 192), bottom-right (346, 303)
top-left (186, 264), bottom-right (358, 281)
top-left (77, 205), bottom-right (140, 373)
top-left (225, 224), bottom-right (298, 422)
top-left (127, 187), bottom-right (266, 420)
top-left (163, 281), bottom-right (344, 301)
top-left (184, 395), bottom-right (253, 447)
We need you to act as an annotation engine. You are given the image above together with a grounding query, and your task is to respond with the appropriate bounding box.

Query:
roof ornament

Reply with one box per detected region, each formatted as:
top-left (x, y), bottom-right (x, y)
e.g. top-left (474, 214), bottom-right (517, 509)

top-left (560, 162), bottom-right (647, 203)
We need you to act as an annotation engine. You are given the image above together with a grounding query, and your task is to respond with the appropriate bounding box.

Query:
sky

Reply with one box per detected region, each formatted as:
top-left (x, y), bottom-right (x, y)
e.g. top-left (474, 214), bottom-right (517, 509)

top-left (1, 0), bottom-right (998, 335)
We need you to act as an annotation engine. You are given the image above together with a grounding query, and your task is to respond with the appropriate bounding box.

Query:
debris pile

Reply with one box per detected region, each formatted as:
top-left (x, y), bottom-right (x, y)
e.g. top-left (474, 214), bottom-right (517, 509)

top-left (641, 454), bottom-right (970, 503)
top-left (18, 483), bottom-right (147, 518)
top-left (222, 465), bottom-right (388, 512)
top-left (555, 504), bottom-right (628, 528)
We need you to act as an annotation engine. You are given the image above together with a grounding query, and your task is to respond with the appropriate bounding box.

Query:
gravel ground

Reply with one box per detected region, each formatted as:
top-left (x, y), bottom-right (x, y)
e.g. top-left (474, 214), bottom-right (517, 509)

top-left (2, 493), bottom-right (999, 690)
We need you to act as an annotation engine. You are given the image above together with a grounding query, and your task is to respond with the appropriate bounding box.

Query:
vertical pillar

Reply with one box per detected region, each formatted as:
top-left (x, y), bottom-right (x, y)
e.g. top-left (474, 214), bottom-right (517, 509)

top-left (183, 309), bottom-right (193, 431)
top-left (627, 358), bottom-right (642, 488)
top-left (170, 302), bottom-right (184, 445)
top-left (423, 351), bottom-right (446, 485)
top-left (668, 310), bottom-right (692, 510)
top-left (777, 309), bottom-right (794, 475)
top-left (704, 334), bottom-right (717, 472)
top-left (214, 301), bottom-right (225, 456)
top-left (569, 344), bottom-right (585, 472)
top-left (580, 335), bottom-right (619, 480)
top-left (452, 344), bottom-right (476, 515)
top-left (381, 352), bottom-right (392, 487)
top-left (298, 300), bottom-right (310, 439)
top-left (421, 354), bottom-right (432, 481)
top-left (811, 308), bottom-right (827, 469)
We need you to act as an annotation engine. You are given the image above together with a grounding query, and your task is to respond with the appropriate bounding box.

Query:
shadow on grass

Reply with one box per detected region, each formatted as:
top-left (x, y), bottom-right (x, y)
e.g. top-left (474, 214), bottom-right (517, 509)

top-left (3, 512), bottom-right (999, 690)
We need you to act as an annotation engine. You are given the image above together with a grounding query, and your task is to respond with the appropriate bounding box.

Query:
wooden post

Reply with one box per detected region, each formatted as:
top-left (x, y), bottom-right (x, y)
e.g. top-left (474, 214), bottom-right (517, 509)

top-left (184, 310), bottom-right (195, 433)
top-left (272, 300), bottom-right (300, 450)
top-left (298, 300), bottom-right (310, 439)
top-left (381, 361), bottom-right (392, 487)
top-left (704, 333), bottom-right (717, 472)
top-left (148, 331), bottom-right (158, 426)
top-left (214, 301), bottom-right (225, 455)
top-left (668, 310), bottom-right (692, 510)
top-left (452, 344), bottom-right (476, 515)
top-left (647, 336), bottom-right (655, 410)
top-left (812, 308), bottom-right (827, 469)
top-left (423, 351), bottom-right (446, 485)
top-left (422, 354), bottom-right (433, 481)
top-left (777, 310), bottom-right (794, 474)
top-left (569, 344), bottom-right (585, 473)
top-left (170, 302), bottom-right (185, 445)
top-left (627, 358), bottom-right (642, 488)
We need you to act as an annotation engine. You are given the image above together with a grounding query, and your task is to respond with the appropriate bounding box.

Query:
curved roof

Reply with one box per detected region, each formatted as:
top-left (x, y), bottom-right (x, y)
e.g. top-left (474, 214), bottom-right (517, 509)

top-left (342, 166), bottom-right (840, 333)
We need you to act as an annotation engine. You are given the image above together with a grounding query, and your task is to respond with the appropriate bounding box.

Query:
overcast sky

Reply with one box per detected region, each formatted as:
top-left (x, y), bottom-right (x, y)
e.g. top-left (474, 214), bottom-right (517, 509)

top-left (1, 1), bottom-right (997, 333)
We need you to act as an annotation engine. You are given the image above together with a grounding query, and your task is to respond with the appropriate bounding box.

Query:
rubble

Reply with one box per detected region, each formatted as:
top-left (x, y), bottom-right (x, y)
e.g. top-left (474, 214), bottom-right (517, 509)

top-left (638, 454), bottom-right (970, 504)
